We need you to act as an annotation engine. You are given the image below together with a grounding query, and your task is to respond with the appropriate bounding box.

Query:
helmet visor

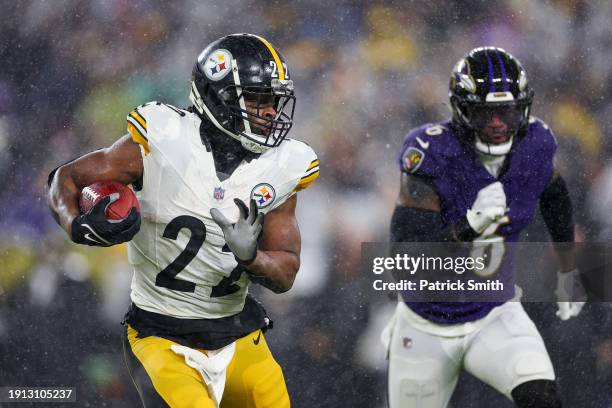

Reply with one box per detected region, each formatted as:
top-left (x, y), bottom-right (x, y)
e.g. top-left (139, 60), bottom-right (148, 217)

top-left (464, 102), bottom-right (529, 144)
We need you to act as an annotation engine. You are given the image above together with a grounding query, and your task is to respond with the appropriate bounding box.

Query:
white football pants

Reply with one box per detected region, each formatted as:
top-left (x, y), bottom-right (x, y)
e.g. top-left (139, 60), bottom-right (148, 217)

top-left (384, 301), bottom-right (555, 408)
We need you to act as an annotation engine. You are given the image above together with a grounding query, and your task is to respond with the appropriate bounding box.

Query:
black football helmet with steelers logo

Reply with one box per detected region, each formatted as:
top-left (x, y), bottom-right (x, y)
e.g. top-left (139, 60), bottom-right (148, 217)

top-left (190, 33), bottom-right (295, 153)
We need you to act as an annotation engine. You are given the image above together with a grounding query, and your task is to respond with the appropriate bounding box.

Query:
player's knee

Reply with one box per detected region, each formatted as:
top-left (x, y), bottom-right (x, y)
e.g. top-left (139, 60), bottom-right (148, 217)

top-left (511, 380), bottom-right (562, 408)
top-left (513, 352), bottom-right (553, 377)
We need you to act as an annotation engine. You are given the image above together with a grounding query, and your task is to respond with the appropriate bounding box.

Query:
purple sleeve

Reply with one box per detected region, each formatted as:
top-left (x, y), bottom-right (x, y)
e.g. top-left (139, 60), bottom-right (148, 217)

top-left (528, 117), bottom-right (557, 180)
top-left (398, 124), bottom-right (446, 179)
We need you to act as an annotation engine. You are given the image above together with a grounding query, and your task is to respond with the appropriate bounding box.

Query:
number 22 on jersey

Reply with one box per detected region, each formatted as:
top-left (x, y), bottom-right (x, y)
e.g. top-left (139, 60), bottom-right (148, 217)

top-left (155, 215), bottom-right (244, 297)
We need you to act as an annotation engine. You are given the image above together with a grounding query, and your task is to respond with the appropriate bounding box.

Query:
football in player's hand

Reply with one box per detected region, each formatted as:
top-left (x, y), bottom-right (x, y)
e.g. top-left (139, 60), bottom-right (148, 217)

top-left (79, 181), bottom-right (140, 220)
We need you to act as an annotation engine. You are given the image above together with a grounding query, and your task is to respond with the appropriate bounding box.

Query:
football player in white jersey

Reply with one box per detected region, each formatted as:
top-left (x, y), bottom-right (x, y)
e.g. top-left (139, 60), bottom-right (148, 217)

top-left (48, 33), bottom-right (319, 408)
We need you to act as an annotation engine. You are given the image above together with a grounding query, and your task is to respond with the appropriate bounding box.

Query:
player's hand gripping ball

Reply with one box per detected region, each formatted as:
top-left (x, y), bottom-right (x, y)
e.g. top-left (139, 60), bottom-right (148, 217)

top-left (72, 181), bottom-right (141, 246)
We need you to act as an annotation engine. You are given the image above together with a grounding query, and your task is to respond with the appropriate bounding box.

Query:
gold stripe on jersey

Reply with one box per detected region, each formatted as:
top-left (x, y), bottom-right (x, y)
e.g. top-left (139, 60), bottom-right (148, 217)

top-left (128, 122), bottom-right (150, 155)
top-left (295, 166), bottom-right (319, 192)
top-left (130, 110), bottom-right (147, 130)
top-left (301, 168), bottom-right (319, 181)
top-left (127, 112), bottom-right (147, 139)
top-left (302, 167), bottom-right (319, 178)
top-left (303, 159), bottom-right (320, 177)
top-left (127, 117), bottom-right (147, 138)
top-left (254, 35), bottom-right (285, 80)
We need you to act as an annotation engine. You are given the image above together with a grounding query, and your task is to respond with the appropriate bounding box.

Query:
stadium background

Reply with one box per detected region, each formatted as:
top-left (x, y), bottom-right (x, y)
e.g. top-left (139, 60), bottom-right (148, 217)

top-left (1, 0), bottom-right (612, 406)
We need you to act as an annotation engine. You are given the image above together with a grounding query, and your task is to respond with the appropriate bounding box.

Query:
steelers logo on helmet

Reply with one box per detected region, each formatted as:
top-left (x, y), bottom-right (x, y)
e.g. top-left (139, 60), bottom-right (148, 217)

top-left (251, 183), bottom-right (276, 208)
top-left (203, 49), bottom-right (232, 81)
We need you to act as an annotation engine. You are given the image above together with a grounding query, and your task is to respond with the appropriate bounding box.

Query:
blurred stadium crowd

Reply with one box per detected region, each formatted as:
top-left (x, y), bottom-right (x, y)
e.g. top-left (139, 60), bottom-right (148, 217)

top-left (2, 0), bottom-right (612, 406)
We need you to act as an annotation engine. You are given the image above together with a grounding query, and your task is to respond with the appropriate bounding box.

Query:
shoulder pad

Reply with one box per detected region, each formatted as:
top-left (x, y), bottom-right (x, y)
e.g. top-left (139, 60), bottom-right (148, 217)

top-left (526, 116), bottom-right (557, 154)
top-left (296, 155), bottom-right (319, 191)
top-left (277, 139), bottom-right (319, 192)
top-left (126, 102), bottom-right (189, 155)
top-left (528, 116), bottom-right (555, 139)
top-left (127, 104), bottom-right (151, 154)
top-left (398, 122), bottom-right (458, 178)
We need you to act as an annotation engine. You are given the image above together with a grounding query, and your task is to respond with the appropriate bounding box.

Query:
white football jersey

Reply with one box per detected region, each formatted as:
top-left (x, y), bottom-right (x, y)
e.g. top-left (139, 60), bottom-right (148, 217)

top-left (125, 102), bottom-right (319, 319)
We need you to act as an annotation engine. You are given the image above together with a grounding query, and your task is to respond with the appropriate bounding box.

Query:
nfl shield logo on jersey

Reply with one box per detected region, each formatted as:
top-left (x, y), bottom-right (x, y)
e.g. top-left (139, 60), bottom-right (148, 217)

top-left (213, 186), bottom-right (225, 201)
top-left (251, 183), bottom-right (276, 208)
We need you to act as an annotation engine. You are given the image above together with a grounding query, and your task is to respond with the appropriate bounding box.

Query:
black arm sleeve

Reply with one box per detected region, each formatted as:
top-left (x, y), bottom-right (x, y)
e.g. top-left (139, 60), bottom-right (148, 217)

top-left (539, 174), bottom-right (574, 242)
top-left (390, 206), bottom-right (478, 242)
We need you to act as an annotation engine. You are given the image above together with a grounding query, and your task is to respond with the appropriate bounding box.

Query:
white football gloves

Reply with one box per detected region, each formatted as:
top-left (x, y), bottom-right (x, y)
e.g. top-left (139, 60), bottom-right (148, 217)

top-left (555, 269), bottom-right (587, 320)
top-left (466, 181), bottom-right (508, 234)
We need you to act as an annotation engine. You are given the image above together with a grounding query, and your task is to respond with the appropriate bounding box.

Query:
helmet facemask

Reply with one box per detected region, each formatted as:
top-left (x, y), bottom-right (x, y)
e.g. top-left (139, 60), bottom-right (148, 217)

top-left (191, 77), bottom-right (295, 154)
top-left (224, 79), bottom-right (295, 151)
top-left (452, 93), bottom-right (532, 156)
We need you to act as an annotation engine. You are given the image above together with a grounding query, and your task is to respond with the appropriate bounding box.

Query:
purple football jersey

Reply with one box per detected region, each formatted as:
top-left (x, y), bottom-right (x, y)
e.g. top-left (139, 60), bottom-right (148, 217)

top-left (397, 118), bottom-right (557, 324)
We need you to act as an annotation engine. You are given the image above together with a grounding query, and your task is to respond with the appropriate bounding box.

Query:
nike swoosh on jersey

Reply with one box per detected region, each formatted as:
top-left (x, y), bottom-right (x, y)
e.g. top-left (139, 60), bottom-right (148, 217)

top-left (416, 136), bottom-right (430, 149)
top-left (253, 331), bottom-right (262, 345)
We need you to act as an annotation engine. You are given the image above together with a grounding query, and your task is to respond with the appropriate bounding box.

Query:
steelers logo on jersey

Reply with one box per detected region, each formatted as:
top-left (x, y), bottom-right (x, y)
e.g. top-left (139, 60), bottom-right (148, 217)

top-left (203, 49), bottom-right (232, 81)
top-left (251, 183), bottom-right (276, 208)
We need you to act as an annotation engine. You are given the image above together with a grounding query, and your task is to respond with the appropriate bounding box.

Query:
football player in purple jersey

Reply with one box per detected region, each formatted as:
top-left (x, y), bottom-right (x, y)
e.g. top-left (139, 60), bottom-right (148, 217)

top-left (383, 47), bottom-right (586, 408)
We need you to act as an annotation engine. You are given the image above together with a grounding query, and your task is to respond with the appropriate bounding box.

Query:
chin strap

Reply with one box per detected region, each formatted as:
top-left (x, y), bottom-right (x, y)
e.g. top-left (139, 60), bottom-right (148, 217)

top-left (474, 134), bottom-right (513, 156)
